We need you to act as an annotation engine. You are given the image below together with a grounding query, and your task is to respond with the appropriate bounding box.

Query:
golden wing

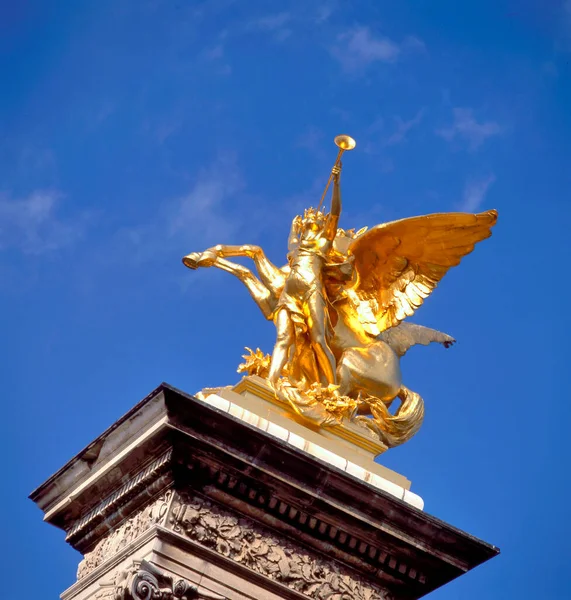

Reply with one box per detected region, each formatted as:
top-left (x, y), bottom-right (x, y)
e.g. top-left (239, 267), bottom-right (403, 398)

top-left (347, 210), bottom-right (498, 332)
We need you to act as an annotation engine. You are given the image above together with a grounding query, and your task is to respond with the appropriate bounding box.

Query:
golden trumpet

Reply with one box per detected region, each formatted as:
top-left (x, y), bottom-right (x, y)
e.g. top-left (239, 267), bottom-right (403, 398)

top-left (317, 135), bottom-right (356, 211)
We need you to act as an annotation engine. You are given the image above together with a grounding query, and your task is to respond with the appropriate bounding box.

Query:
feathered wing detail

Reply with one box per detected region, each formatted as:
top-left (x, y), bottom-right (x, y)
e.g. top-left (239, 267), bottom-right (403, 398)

top-left (378, 322), bottom-right (455, 357)
top-left (332, 226), bottom-right (368, 256)
top-left (346, 210), bottom-right (498, 333)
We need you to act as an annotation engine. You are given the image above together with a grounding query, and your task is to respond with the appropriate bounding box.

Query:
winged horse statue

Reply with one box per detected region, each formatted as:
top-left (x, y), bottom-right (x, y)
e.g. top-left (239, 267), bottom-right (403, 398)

top-left (182, 136), bottom-right (497, 448)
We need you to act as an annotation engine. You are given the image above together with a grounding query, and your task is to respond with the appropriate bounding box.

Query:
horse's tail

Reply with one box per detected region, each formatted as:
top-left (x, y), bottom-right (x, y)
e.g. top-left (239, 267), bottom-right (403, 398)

top-left (356, 385), bottom-right (424, 448)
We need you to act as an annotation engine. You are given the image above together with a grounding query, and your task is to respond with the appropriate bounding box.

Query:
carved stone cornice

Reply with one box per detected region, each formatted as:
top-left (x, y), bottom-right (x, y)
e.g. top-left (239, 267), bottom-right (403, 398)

top-left (67, 449), bottom-right (173, 549)
top-left (170, 492), bottom-right (392, 600)
top-left (99, 560), bottom-right (226, 600)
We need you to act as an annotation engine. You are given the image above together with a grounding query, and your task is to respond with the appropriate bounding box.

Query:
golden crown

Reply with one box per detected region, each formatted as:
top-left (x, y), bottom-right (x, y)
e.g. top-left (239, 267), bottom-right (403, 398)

top-left (303, 207), bottom-right (326, 222)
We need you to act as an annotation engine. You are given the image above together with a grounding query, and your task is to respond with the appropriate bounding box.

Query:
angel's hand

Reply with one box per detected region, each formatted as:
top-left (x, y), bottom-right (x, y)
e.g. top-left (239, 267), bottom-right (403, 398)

top-left (331, 163), bottom-right (342, 179)
top-left (292, 215), bottom-right (303, 230)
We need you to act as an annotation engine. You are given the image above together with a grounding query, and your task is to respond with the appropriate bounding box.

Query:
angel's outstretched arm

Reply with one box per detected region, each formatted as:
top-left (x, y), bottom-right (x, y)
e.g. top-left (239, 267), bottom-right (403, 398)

top-left (288, 216), bottom-right (301, 254)
top-left (324, 166), bottom-right (342, 241)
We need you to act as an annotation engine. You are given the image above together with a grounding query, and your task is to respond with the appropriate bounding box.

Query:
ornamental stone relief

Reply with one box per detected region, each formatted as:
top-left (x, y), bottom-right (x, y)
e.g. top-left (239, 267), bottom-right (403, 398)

top-left (78, 490), bottom-right (172, 580)
top-left (169, 492), bottom-right (392, 600)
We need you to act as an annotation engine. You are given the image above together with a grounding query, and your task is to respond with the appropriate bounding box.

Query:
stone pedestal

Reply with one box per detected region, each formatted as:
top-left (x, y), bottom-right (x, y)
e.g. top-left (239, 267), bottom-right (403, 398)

top-left (30, 381), bottom-right (498, 600)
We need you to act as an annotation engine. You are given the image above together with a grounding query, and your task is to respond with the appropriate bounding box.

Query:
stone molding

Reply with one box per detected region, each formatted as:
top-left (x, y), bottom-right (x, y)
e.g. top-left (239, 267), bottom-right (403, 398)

top-left (170, 492), bottom-right (392, 600)
top-left (176, 455), bottom-right (426, 587)
top-left (77, 490), bottom-right (173, 580)
top-left (67, 449), bottom-right (172, 548)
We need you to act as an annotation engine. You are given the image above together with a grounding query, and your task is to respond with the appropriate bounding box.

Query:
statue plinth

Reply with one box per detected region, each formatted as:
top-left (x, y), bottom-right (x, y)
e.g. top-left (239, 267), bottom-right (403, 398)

top-left (203, 375), bottom-right (417, 502)
top-left (30, 383), bottom-right (498, 600)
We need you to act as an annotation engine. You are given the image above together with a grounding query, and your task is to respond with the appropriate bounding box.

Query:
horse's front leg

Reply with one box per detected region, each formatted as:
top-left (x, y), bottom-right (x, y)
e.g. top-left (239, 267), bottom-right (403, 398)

top-left (210, 257), bottom-right (277, 320)
top-left (182, 245), bottom-right (256, 270)
top-left (182, 245), bottom-right (285, 314)
top-left (209, 244), bottom-right (286, 292)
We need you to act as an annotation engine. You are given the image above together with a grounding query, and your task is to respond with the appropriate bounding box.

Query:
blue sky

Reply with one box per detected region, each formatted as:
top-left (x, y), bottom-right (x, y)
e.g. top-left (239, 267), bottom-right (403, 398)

top-left (2, 1), bottom-right (570, 598)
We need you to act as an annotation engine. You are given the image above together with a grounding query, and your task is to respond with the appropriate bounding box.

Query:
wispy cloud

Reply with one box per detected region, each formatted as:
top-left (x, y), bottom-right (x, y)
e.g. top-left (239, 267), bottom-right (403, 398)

top-left (203, 44), bottom-right (224, 60)
top-left (437, 108), bottom-right (502, 150)
top-left (330, 107), bottom-right (352, 122)
top-left (226, 6), bottom-right (336, 49)
top-left (0, 191), bottom-right (90, 255)
top-left (315, 4), bottom-right (335, 24)
top-left (385, 108), bottom-right (426, 146)
top-left (246, 12), bottom-right (292, 41)
top-left (250, 12), bottom-right (290, 30)
top-left (460, 175), bottom-right (496, 211)
top-left (200, 42), bottom-right (232, 75)
top-left (296, 126), bottom-right (327, 160)
top-left (156, 119), bottom-right (183, 144)
top-left (111, 154), bottom-right (248, 267)
top-left (332, 27), bottom-right (425, 73)
top-left (168, 154), bottom-right (243, 241)
top-left (367, 116), bottom-right (385, 135)
top-left (380, 157), bottom-right (395, 173)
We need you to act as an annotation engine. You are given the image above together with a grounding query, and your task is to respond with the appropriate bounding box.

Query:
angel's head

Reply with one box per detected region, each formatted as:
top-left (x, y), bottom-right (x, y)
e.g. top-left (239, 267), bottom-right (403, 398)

top-left (300, 207), bottom-right (327, 232)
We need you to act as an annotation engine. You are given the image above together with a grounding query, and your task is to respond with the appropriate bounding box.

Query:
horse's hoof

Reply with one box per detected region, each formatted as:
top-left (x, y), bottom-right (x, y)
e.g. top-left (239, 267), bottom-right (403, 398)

top-left (182, 253), bottom-right (200, 269)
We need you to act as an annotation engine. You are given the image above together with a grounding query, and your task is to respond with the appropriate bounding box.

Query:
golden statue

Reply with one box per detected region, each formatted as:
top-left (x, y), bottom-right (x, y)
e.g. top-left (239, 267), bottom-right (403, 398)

top-left (183, 135), bottom-right (497, 448)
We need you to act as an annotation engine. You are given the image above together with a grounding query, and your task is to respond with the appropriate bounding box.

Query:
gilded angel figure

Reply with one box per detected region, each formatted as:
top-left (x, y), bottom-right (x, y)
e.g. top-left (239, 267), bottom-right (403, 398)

top-left (182, 136), bottom-right (498, 447)
top-left (269, 164), bottom-right (344, 385)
